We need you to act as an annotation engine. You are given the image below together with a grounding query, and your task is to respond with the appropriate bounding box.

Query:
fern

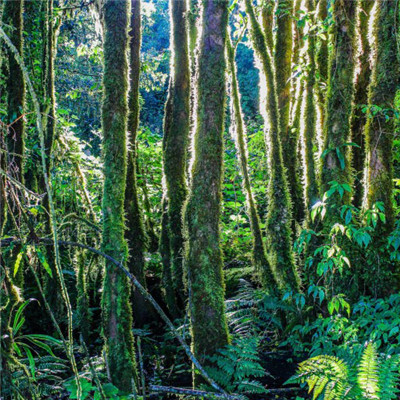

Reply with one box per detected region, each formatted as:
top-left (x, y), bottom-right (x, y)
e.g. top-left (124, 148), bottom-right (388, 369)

top-left (290, 343), bottom-right (400, 400)
top-left (204, 336), bottom-right (268, 395)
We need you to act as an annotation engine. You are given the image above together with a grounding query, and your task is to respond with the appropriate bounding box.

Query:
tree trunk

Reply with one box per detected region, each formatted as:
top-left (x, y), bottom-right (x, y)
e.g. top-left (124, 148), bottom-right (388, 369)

top-left (319, 0), bottom-right (357, 204)
top-left (302, 0), bottom-right (319, 212)
top-left (101, 0), bottom-right (137, 392)
top-left (245, 0), bottom-right (300, 293)
top-left (184, 0), bottom-right (230, 371)
top-left (227, 36), bottom-right (277, 292)
top-left (351, 0), bottom-right (374, 208)
top-left (125, 0), bottom-right (150, 328)
top-left (162, 0), bottom-right (190, 307)
top-left (364, 1), bottom-right (399, 231)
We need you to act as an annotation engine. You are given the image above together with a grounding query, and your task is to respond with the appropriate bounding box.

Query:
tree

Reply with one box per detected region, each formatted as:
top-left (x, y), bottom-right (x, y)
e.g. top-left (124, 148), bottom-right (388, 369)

top-left (184, 0), bottom-right (230, 369)
top-left (302, 0), bottom-right (318, 212)
top-left (363, 1), bottom-right (400, 231)
top-left (351, 0), bottom-right (374, 208)
top-left (161, 0), bottom-right (190, 307)
top-left (101, 0), bottom-right (137, 392)
top-left (245, 0), bottom-right (300, 292)
top-left (4, 0), bottom-right (25, 185)
top-left (227, 35), bottom-right (277, 291)
top-left (319, 0), bottom-right (357, 203)
top-left (124, 0), bottom-right (150, 327)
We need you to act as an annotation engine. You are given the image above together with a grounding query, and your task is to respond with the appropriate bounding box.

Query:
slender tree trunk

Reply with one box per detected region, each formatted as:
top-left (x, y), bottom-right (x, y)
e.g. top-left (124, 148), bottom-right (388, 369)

top-left (351, 0), bottom-right (374, 208)
top-left (101, 0), bottom-right (137, 392)
top-left (125, 0), bottom-right (150, 328)
top-left (315, 0), bottom-right (328, 138)
top-left (162, 0), bottom-right (190, 306)
top-left (319, 0), bottom-right (357, 204)
top-left (261, 0), bottom-right (274, 53)
top-left (227, 36), bottom-right (277, 292)
top-left (4, 0), bottom-right (25, 184)
top-left (184, 0), bottom-right (230, 371)
top-left (302, 0), bottom-right (319, 211)
top-left (245, 0), bottom-right (300, 292)
top-left (363, 1), bottom-right (399, 231)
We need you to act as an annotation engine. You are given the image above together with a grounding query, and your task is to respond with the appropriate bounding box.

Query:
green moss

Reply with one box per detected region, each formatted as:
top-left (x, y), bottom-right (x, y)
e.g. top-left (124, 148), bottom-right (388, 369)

top-left (245, 0), bottom-right (300, 293)
top-left (351, 0), bottom-right (374, 208)
top-left (162, 0), bottom-right (190, 304)
top-left (101, 0), bottom-right (137, 392)
top-left (3, 0), bottom-right (25, 184)
top-left (302, 0), bottom-right (319, 211)
top-left (75, 248), bottom-right (90, 343)
top-left (227, 37), bottom-right (277, 292)
top-left (183, 0), bottom-right (230, 371)
top-left (364, 1), bottom-right (400, 231)
top-left (319, 0), bottom-right (357, 206)
top-left (124, 0), bottom-right (150, 327)
top-left (315, 0), bottom-right (328, 131)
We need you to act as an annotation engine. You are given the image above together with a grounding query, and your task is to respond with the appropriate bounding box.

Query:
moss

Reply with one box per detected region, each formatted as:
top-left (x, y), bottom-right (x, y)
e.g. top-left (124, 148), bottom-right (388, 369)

top-left (319, 0), bottom-right (357, 206)
top-left (75, 247), bottom-right (91, 344)
top-left (315, 0), bottom-right (328, 131)
top-left (227, 37), bottom-right (277, 292)
top-left (160, 197), bottom-right (179, 318)
top-left (351, 0), bottom-right (374, 208)
top-left (3, 0), bottom-right (25, 184)
top-left (162, 0), bottom-right (190, 304)
top-left (364, 1), bottom-right (400, 231)
top-left (302, 0), bottom-right (319, 211)
top-left (101, 0), bottom-right (137, 392)
top-left (183, 0), bottom-right (230, 371)
top-left (261, 0), bottom-right (274, 52)
top-left (124, 0), bottom-right (150, 327)
top-left (245, 0), bottom-right (300, 293)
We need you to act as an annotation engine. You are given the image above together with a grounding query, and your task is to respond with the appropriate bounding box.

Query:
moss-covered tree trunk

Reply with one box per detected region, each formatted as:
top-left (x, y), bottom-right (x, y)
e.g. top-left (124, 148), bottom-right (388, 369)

top-left (275, 0), bottom-right (298, 212)
top-left (101, 0), bottom-right (137, 392)
top-left (245, 0), bottom-right (300, 292)
top-left (302, 0), bottom-right (318, 211)
top-left (351, 0), bottom-right (374, 208)
top-left (162, 0), bottom-right (190, 308)
top-left (184, 0), bottom-right (230, 370)
top-left (4, 0), bottom-right (25, 184)
top-left (363, 1), bottom-right (399, 231)
top-left (315, 0), bottom-right (328, 136)
top-left (227, 37), bottom-right (277, 292)
top-left (319, 0), bottom-right (357, 203)
top-left (124, 0), bottom-right (150, 327)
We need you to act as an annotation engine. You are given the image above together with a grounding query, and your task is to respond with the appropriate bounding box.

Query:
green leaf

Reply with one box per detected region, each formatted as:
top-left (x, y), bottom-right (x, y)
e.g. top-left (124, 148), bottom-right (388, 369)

top-left (35, 248), bottom-right (52, 277)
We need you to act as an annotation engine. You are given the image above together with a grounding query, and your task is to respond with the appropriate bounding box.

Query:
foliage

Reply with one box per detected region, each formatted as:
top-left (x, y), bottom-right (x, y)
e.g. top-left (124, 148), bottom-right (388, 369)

top-left (289, 343), bottom-right (400, 400)
top-left (203, 337), bottom-right (268, 395)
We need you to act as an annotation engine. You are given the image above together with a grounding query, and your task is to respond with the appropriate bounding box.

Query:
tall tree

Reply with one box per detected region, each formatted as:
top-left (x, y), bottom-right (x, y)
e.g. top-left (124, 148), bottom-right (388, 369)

top-left (363, 1), bottom-right (400, 231)
top-left (227, 36), bottom-right (277, 291)
top-left (4, 0), bottom-right (25, 184)
top-left (351, 0), bottom-right (374, 208)
top-left (162, 0), bottom-right (190, 306)
top-left (184, 0), bottom-right (230, 368)
top-left (245, 0), bottom-right (300, 292)
top-left (125, 0), bottom-right (149, 327)
top-left (101, 0), bottom-right (137, 392)
top-left (319, 0), bottom-right (357, 203)
top-left (302, 0), bottom-right (318, 212)
top-left (315, 0), bottom-right (328, 136)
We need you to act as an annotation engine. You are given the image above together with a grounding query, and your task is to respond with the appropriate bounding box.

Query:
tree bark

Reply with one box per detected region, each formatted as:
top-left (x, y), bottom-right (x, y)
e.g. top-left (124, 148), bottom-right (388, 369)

top-left (101, 0), bottom-right (137, 392)
top-left (184, 0), bottom-right (230, 372)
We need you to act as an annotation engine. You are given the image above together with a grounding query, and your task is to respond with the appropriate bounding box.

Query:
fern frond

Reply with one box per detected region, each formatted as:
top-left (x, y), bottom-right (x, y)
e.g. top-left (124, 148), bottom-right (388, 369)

top-left (357, 343), bottom-right (379, 399)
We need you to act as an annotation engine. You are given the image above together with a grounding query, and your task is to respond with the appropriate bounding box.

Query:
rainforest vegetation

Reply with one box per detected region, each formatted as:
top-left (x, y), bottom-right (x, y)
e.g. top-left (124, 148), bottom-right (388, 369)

top-left (2, 0), bottom-right (400, 399)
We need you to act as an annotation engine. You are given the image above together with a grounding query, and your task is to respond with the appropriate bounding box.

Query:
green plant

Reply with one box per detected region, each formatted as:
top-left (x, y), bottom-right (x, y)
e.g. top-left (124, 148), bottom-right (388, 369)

top-left (203, 336), bottom-right (268, 395)
top-left (288, 343), bottom-right (400, 399)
